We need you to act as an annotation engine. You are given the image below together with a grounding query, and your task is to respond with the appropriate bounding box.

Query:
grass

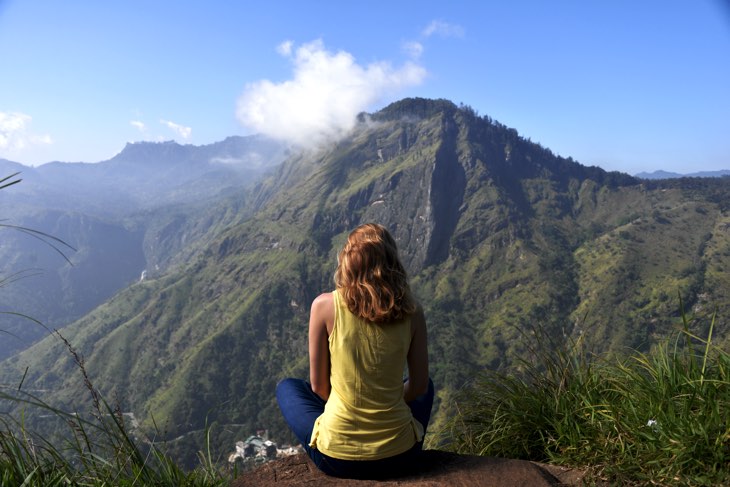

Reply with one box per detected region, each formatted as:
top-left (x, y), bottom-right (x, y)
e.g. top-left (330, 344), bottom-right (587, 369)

top-left (441, 307), bottom-right (730, 486)
top-left (0, 174), bottom-right (232, 485)
top-left (4, 309), bottom-right (726, 486)
top-left (0, 330), bottom-right (232, 487)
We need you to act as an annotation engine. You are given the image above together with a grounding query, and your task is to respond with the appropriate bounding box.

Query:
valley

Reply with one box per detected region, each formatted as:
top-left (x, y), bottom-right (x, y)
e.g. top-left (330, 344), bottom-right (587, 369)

top-left (1, 98), bottom-right (728, 467)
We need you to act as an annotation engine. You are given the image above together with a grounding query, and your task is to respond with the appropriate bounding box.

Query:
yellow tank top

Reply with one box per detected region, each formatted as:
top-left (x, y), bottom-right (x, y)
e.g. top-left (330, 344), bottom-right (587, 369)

top-left (308, 290), bottom-right (424, 460)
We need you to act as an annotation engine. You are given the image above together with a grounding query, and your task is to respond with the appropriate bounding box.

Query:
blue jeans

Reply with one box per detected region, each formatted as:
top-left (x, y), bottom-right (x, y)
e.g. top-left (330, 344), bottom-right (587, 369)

top-left (276, 377), bottom-right (435, 479)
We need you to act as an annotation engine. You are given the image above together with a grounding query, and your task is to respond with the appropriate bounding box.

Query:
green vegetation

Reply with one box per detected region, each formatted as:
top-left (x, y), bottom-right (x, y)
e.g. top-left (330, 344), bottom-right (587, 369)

top-left (3, 98), bottom-right (730, 476)
top-left (440, 308), bottom-right (730, 486)
top-left (0, 174), bottom-right (230, 485)
top-left (1, 331), bottom-right (230, 486)
top-left (4, 309), bottom-right (726, 485)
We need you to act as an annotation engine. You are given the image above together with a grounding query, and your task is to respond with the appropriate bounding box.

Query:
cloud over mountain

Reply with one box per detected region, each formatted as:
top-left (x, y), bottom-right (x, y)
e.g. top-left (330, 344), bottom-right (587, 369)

top-left (0, 111), bottom-right (52, 154)
top-left (236, 39), bottom-right (426, 149)
top-left (160, 119), bottom-right (192, 140)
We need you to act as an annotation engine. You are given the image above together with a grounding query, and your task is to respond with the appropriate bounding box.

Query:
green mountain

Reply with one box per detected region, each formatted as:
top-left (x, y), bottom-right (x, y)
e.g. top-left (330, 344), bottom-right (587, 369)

top-left (0, 135), bottom-right (286, 359)
top-left (2, 98), bottom-right (729, 466)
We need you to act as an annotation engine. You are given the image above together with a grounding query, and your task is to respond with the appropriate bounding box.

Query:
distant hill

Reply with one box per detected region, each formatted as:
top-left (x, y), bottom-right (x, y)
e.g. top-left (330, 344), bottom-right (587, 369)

top-left (0, 135), bottom-right (287, 359)
top-left (635, 169), bottom-right (730, 179)
top-left (2, 98), bottom-right (729, 467)
top-left (0, 135), bottom-right (288, 216)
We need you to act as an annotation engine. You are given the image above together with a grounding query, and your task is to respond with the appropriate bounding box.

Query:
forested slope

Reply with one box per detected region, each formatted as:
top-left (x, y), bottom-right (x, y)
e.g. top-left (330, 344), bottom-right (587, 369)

top-left (2, 98), bottom-right (728, 466)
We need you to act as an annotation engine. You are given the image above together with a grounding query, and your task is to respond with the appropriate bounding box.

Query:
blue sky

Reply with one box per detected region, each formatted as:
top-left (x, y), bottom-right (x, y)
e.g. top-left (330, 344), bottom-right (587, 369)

top-left (0, 1), bottom-right (728, 175)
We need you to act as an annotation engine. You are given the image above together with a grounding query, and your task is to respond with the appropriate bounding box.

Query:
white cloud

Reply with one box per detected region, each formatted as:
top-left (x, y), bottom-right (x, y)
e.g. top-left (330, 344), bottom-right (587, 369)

top-left (160, 119), bottom-right (192, 140)
top-left (0, 111), bottom-right (52, 152)
top-left (130, 120), bottom-right (146, 132)
top-left (276, 40), bottom-right (293, 56)
top-left (236, 39), bottom-right (427, 149)
top-left (402, 41), bottom-right (424, 60)
top-left (422, 20), bottom-right (465, 39)
top-left (30, 134), bottom-right (52, 145)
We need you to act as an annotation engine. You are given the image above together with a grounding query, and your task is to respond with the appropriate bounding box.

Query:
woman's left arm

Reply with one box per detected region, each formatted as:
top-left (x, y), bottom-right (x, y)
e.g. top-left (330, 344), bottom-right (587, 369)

top-left (404, 306), bottom-right (429, 402)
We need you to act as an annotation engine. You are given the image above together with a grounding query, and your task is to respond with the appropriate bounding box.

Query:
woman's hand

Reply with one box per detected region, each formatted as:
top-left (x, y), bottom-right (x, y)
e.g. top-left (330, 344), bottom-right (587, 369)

top-left (309, 293), bottom-right (334, 401)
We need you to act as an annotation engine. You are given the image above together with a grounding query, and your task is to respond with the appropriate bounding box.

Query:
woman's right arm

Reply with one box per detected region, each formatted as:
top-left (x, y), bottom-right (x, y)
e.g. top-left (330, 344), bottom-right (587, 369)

top-left (404, 306), bottom-right (429, 402)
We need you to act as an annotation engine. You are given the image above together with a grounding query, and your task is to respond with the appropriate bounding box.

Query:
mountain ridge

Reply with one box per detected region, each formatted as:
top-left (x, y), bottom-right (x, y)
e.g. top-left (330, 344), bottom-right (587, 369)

top-left (1, 97), bottom-right (728, 467)
top-left (0, 134), bottom-right (288, 360)
top-left (636, 169), bottom-right (730, 179)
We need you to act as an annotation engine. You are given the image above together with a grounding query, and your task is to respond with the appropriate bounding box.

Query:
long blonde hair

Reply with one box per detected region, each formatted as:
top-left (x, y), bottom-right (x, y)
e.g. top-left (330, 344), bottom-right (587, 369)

top-left (334, 223), bottom-right (416, 323)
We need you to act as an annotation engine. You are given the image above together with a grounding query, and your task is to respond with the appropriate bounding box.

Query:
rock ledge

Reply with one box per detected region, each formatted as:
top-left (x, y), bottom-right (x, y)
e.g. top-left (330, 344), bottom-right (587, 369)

top-left (231, 450), bottom-right (588, 486)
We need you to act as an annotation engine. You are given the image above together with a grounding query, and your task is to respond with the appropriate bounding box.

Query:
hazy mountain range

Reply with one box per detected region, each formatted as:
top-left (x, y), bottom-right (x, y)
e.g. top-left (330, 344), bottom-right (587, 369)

top-left (0, 135), bottom-right (287, 359)
top-left (1, 98), bottom-right (728, 466)
top-left (635, 169), bottom-right (730, 179)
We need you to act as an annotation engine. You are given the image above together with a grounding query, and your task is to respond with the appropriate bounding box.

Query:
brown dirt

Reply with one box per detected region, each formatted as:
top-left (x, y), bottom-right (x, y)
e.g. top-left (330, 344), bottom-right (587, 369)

top-left (230, 450), bottom-right (591, 486)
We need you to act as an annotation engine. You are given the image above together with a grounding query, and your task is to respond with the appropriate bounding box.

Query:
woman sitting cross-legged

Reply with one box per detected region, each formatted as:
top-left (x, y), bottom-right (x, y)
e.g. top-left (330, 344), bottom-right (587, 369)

top-left (276, 223), bottom-right (434, 479)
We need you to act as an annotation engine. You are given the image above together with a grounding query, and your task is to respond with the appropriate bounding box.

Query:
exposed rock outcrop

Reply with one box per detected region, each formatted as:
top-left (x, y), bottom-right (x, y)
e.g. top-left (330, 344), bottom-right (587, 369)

top-left (231, 450), bottom-right (589, 486)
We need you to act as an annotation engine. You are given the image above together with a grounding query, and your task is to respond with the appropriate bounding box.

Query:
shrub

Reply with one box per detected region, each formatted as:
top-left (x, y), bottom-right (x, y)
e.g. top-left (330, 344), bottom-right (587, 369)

top-left (442, 310), bottom-right (730, 486)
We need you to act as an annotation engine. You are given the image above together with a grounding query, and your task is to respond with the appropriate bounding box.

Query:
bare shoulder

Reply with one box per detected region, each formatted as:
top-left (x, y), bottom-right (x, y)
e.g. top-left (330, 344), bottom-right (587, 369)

top-left (311, 292), bottom-right (334, 311)
top-left (310, 292), bottom-right (335, 334)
